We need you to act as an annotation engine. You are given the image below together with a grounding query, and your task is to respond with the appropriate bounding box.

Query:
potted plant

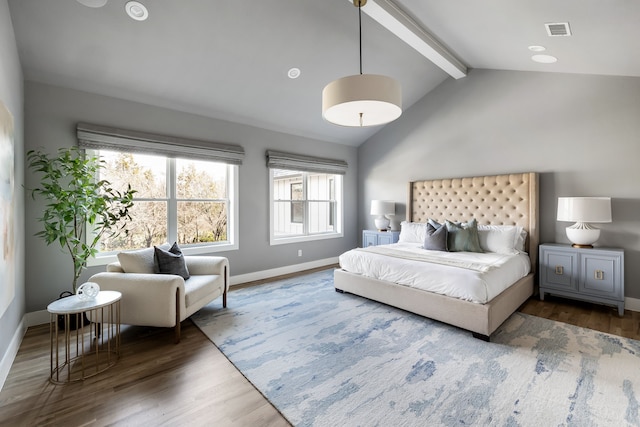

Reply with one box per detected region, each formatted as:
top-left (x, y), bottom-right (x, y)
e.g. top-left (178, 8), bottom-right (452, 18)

top-left (27, 147), bottom-right (136, 296)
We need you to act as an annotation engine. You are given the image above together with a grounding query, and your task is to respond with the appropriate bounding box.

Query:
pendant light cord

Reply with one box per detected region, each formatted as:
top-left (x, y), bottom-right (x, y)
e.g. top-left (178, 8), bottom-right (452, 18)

top-left (358, 2), bottom-right (363, 75)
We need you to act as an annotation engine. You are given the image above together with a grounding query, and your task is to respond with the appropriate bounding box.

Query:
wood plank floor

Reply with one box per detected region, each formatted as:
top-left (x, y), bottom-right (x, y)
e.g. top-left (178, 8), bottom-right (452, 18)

top-left (2, 275), bottom-right (639, 426)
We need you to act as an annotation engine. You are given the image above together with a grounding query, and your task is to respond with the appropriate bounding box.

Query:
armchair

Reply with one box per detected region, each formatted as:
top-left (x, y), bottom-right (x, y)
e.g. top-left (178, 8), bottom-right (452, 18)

top-left (88, 255), bottom-right (228, 343)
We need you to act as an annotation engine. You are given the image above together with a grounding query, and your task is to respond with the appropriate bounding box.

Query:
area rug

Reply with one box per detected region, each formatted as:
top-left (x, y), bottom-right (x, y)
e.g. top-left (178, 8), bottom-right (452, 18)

top-left (192, 269), bottom-right (640, 427)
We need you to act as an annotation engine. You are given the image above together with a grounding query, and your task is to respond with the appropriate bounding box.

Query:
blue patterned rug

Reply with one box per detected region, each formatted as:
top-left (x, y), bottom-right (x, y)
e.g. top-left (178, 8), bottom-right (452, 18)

top-left (191, 269), bottom-right (640, 426)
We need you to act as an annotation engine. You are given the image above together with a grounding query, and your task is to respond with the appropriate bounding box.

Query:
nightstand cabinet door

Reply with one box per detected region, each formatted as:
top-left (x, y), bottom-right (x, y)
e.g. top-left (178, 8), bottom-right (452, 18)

top-left (363, 232), bottom-right (378, 247)
top-left (377, 233), bottom-right (397, 245)
top-left (362, 230), bottom-right (400, 247)
top-left (580, 253), bottom-right (623, 300)
top-left (539, 244), bottom-right (624, 316)
top-left (540, 249), bottom-right (578, 291)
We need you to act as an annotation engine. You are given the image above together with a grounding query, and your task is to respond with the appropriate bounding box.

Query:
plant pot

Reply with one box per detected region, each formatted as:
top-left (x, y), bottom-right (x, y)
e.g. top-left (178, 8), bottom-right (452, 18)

top-left (56, 291), bottom-right (91, 331)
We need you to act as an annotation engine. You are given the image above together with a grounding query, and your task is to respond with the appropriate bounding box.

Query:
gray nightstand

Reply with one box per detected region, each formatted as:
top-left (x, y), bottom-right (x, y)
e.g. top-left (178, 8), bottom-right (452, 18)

top-left (363, 230), bottom-right (400, 247)
top-left (539, 243), bottom-right (624, 316)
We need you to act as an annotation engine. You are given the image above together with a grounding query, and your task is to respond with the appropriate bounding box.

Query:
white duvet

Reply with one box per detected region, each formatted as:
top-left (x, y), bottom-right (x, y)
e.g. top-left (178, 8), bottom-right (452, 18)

top-left (338, 242), bottom-right (531, 304)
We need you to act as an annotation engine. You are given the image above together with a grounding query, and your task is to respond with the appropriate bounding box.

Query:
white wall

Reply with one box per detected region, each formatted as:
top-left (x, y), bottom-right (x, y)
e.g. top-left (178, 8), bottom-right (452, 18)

top-left (358, 69), bottom-right (640, 298)
top-left (23, 81), bottom-right (358, 312)
top-left (0, 0), bottom-right (25, 387)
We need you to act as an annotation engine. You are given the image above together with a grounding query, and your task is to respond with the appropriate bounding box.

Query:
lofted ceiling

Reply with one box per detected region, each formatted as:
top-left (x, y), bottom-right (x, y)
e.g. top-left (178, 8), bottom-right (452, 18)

top-left (8, 0), bottom-right (640, 147)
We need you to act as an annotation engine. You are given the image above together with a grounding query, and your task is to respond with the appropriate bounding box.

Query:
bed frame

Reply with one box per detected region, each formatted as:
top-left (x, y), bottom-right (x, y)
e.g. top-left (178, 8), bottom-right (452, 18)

top-left (334, 172), bottom-right (539, 341)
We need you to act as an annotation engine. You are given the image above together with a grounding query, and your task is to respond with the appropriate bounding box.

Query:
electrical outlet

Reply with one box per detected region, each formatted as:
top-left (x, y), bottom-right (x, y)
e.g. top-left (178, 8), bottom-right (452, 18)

top-left (298, 249), bottom-right (302, 257)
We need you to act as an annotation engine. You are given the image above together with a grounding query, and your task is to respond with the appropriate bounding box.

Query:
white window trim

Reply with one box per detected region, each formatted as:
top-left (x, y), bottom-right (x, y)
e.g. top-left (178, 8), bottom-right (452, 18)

top-left (86, 157), bottom-right (239, 267)
top-left (269, 169), bottom-right (343, 246)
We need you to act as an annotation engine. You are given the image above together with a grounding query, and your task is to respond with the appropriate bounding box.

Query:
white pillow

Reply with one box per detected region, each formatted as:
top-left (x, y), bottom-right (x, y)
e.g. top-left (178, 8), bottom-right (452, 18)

top-left (477, 225), bottom-right (523, 254)
top-left (117, 243), bottom-right (170, 273)
top-left (515, 228), bottom-right (528, 252)
top-left (399, 221), bottom-right (427, 244)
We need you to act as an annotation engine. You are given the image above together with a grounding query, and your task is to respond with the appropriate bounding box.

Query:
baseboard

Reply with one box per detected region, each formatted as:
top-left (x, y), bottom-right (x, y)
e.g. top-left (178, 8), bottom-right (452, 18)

top-left (230, 257), bottom-right (338, 286)
top-left (625, 296), bottom-right (640, 313)
top-left (0, 315), bottom-right (28, 392)
top-left (26, 310), bottom-right (50, 328)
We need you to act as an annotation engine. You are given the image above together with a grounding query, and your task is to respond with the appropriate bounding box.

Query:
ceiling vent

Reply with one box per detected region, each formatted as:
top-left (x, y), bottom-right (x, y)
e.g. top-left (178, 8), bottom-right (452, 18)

top-left (545, 22), bottom-right (571, 36)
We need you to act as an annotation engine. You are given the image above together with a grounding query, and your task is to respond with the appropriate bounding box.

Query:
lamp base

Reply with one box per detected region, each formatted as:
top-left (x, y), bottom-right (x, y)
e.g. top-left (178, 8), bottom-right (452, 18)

top-left (566, 222), bottom-right (600, 248)
top-left (571, 243), bottom-right (594, 249)
top-left (374, 216), bottom-right (390, 231)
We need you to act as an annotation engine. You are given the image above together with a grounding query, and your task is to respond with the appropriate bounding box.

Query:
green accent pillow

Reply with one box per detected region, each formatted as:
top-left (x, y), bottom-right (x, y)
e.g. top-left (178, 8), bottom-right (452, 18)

top-left (445, 219), bottom-right (483, 253)
top-left (154, 242), bottom-right (190, 279)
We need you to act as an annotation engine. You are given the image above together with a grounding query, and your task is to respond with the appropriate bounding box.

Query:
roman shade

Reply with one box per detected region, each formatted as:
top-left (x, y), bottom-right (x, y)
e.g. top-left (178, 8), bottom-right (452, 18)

top-left (266, 150), bottom-right (348, 175)
top-left (77, 123), bottom-right (245, 165)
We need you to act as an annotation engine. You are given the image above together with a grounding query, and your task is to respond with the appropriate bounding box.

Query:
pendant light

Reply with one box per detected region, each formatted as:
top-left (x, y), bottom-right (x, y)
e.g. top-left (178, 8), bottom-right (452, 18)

top-left (322, 0), bottom-right (402, 127)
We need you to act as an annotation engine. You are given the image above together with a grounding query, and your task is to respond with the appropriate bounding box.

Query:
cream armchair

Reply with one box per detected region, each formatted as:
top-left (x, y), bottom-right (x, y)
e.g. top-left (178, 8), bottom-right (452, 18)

top-left (88, 256), bottom-right (228, 342)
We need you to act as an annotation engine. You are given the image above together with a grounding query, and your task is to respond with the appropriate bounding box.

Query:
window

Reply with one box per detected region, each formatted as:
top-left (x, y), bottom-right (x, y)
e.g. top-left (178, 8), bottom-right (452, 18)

top-left (77, 123), bottom-right (243, 266)
top-left (270, 168), bottom-right (343, 244)
top-left (86, 150), bottom-right (238, 263)
top-left (267, 150), bottom-right (347, 245)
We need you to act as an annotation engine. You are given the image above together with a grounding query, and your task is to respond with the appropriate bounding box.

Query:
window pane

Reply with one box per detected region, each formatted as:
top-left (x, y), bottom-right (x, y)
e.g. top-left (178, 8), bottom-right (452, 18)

top-left (99, 150), bottom-right (166, 198)
top-left (273, 169), bottom-right (302, 201)
top-left (273, 201), bottom-right (303, 237)
top-left (176, 158), bottom-right (227, 199)
top-left (100, 201), bottom-right (167, 251)
top-left (177, 201), bottom-right (228, 244)
top-left (308, 201), bottom-right (334, 233)
top-left (308, 173), bottom-right (334, 201)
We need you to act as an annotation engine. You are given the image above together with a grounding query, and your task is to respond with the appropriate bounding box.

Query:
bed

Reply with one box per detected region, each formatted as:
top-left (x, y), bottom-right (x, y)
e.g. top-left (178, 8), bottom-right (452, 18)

top-left (334, 172), bottom-right (539, 341)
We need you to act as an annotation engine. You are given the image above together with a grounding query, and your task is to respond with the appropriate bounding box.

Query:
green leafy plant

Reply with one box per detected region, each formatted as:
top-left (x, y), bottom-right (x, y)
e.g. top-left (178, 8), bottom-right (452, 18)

top-left (27, 147), bottom-right (136, 292)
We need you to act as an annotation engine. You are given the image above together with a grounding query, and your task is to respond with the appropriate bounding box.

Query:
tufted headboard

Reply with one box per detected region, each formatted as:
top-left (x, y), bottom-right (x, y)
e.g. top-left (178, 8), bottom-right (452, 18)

top-left (408, 173), bottom-right (539, 271)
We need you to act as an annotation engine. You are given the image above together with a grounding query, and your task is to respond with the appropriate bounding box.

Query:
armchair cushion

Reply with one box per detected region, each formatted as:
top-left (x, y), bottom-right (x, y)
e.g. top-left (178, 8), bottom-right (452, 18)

top-left (118, 243), bottom-right (170, 274)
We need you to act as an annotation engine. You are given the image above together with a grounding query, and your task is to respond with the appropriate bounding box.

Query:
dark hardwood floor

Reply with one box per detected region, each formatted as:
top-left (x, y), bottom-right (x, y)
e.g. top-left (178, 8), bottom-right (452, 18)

top-left (2, 273), bottom-right (639, 426)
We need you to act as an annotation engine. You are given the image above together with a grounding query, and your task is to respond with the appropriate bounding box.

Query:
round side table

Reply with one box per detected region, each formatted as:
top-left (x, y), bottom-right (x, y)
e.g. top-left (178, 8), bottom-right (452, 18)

top-left (47, 290), bottom-right (122, 384)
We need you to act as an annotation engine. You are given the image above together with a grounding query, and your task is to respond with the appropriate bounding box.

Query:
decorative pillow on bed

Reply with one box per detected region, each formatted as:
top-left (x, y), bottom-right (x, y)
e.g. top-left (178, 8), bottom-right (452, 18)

top-left (445, 218), bottom-right (483, 253)
top-left (423, 222), bottom-right (448, 251)
top-left (399, 221), bottom-right (427, 243)
top-left (154, 242), bottom-right (190, 280)
top-left (477, 225), bottom-right (525, 254)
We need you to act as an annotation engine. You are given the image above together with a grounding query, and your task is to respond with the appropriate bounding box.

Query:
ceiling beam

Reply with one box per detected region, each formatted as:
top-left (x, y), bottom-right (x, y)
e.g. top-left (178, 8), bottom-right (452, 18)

top-left (357, 0), bottom-right (467, 79)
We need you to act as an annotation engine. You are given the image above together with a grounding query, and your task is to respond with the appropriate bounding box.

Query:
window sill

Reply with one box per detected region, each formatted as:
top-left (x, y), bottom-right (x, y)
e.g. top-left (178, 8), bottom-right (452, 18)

top-left (270, 232), bottom-right (343, 246)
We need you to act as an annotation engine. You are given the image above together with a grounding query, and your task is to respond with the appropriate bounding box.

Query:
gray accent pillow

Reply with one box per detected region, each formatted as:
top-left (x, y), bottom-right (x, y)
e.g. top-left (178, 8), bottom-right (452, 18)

top-left (427, 218), bottom-right (442, 229)
top-left (423, 222), bottom-right (448, 251)
top-left (154, 242), bottom-right (190, 280)
top-left (445, 218), bottom-right (484, 253)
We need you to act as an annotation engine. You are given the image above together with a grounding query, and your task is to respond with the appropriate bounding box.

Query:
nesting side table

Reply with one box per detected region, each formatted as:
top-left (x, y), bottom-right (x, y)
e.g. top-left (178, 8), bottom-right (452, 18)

top-left (47, 290), bottom-right (121, 384)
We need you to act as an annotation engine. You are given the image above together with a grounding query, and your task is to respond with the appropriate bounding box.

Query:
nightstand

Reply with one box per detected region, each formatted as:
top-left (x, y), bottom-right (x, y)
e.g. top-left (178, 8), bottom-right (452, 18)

top-left (363, 230), bottom-right (400, 247)
top-left (539, 243), bottom-right (624, 316)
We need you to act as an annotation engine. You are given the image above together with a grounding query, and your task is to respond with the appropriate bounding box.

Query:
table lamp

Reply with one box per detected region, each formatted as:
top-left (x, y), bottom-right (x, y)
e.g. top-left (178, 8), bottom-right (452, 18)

top-left (557, 197), bottom-right (611, 248)
top-left (370, 200), bottom-right (395, 231)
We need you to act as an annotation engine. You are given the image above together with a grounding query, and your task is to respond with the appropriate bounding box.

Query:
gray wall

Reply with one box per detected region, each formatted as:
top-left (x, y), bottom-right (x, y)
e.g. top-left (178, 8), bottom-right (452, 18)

top-left (24, 81), bottom-right (358, 312)
top-left (358, 69), bottom-right (640, 298)
top-left (0, 0), bottom-right (25, 370)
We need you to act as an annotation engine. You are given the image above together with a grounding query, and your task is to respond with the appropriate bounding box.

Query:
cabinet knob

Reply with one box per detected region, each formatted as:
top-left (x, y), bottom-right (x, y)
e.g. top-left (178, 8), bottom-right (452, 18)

top-left (554, 266), bottom-right (563, 275)
top-left (594, 270), bottom-right (604, 280)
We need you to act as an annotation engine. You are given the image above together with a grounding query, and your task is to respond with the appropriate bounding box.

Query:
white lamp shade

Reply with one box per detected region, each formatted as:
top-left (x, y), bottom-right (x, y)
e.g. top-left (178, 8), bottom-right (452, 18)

top-left (370, 200), bottom-right (395, 216)
top-left (322, 74), bottom-right (402, 127)
top-left (557, 197), bottom-right (612, 223)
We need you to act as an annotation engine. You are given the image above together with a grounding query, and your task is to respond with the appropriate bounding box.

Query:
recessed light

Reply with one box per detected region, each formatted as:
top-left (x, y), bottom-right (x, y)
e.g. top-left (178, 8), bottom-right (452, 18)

top-left (76, 0), bottom-right (108, 7)
top-left (288, 68), bottom-right (301, 79)
top-left (528, 45), bottom-right (546, 52)
top-left (531, 54), bottom-right (557, 64)
top-left (125, 1), bottom-right (148, 21)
